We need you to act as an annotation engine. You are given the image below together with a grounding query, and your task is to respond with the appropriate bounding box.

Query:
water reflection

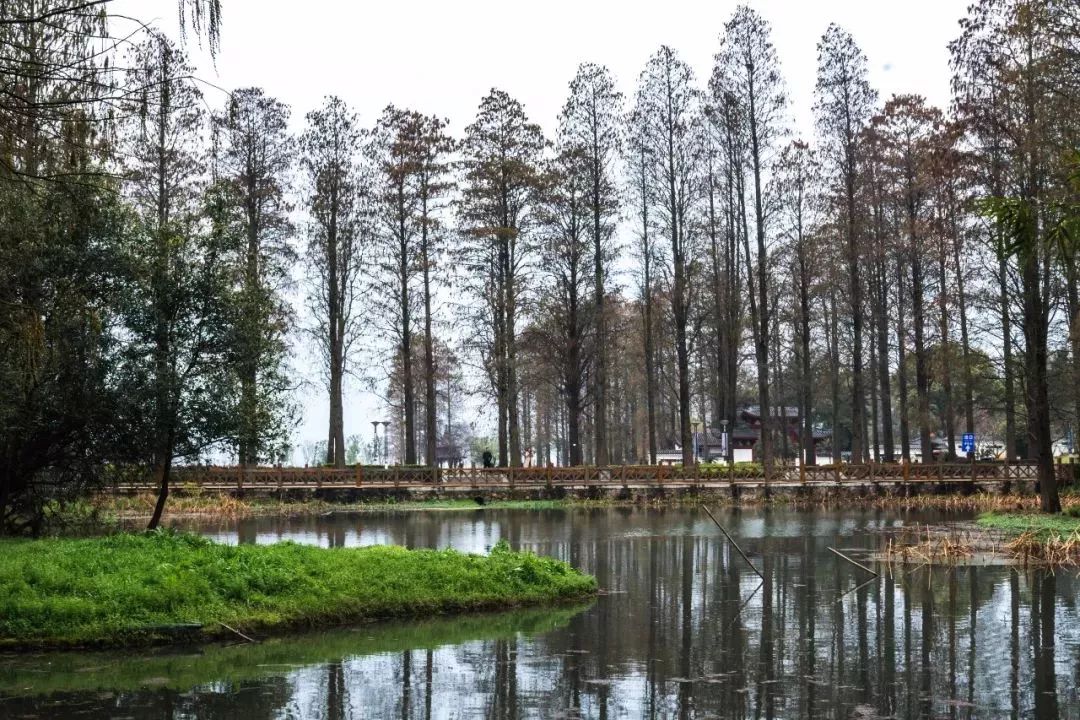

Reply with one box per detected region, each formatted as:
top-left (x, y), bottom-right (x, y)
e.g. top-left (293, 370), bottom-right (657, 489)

top-left (3, 507), bottom-right (1080, 719)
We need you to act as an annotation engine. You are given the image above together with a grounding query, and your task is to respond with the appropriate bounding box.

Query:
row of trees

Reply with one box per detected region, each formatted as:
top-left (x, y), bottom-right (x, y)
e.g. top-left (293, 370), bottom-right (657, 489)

top-left (398, 0), bottom-right (1076, 516)
top-left (1, 0), bottom-right (1076, 532)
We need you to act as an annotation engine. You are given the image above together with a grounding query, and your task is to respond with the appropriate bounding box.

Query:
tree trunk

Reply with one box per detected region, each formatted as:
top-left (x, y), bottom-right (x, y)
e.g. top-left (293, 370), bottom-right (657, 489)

top-left (422, 259), bottom-right (437, 467)
top-left (147, 431), bottom-right (175, 531)
top-left (847, 156), bottom-right (866, 465)
top-left (1000, 254), bottom-right (1017, 461)
top-left (828, 290), bottom-right (841, 464)
top-left (939, 245), bottom-right (956, 460)
top-left (798, 247), bottom-right (814, 465)
top-left (1068, 255), bottom-right (1080, 460)
top-left (953, 223), bottom-right (975, 437)
top-left (876, 256), bottom-right (895, 462)
top-left (897, 254), bottom-right (911, 463)
top-left (1022, 249), bottom-right (1059, 512)
top-left (506, 254), bottom-right (522, 467)
top-left (870, 325), bottom-right (880, 461)
top-left (748, 84), bottom-right (772, 476)
top-left (912, 252), bottom-right (932, 463)
top-left (593, 144), bottom-right (608, 467)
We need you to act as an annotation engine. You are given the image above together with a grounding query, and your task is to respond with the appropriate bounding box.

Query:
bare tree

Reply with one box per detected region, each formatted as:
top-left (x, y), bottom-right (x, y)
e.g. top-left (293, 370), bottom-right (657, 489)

top-left (625, 105), bottom-right (660, 464)
top-left (559, 63), bottom-right (622, 465)
top-left (535, 148), bottom-right (593, 465)
top-left (635, 46), bottom-right (702, 466)
top-left (814, 24), bottom-right (877, 464)
top-left (775, 140), bottom-right (819, 465)
top-left (713, 5), bottom-right (787, 472)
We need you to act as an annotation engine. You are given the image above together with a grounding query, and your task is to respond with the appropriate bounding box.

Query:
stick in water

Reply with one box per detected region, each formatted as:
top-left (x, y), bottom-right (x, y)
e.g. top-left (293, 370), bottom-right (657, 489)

top-left (827, 546), bottom-right (879, 577)
top-left (702, 505), bottom-right (763, 580)
top-left (218, 621), bottom-right (257, 644)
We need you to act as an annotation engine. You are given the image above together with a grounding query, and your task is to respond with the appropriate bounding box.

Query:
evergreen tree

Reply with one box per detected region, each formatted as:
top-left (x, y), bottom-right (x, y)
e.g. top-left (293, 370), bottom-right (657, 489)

top-left (215, 87), bottom-right (296, 466)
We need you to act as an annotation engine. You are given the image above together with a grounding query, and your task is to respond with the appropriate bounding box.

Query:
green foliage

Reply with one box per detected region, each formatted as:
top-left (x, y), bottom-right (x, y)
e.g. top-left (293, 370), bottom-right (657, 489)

top-left (0, 532), bottom-right (596, 647)
top-left (978, 151), bottom-right (1079, 262)
top-left (977, 511), bottom-right (1080, 538)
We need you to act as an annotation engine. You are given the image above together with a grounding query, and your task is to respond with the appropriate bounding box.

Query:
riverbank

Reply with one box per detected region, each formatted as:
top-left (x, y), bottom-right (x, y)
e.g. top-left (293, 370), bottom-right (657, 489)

top-left (877, 510), bottom-right (1080, 566)
top-left (976, 511), bottom-right (1080, 563)
top-left (94, 492), bottom-right (610, 522)
top-left (86, 487), bottom-right (1075, 525)
top-left (0, 532), bottom-right (597, 649)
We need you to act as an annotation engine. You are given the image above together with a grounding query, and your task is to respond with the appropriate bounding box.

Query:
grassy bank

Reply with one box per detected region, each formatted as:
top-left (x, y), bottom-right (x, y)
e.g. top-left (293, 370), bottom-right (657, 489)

top-left (0, 532), bottom-right (596, 649)
top-left (969, 511), bottom-right (1080, 564)
top-left (93, 489), bottom-right (1080, 525)
top-left (977, 510), bottom-right (1080, 537)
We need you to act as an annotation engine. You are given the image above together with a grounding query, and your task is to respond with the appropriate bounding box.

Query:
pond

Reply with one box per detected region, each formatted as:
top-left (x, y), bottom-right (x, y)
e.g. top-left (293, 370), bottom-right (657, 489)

top-left (2, 506), bottom-right (1078, 718)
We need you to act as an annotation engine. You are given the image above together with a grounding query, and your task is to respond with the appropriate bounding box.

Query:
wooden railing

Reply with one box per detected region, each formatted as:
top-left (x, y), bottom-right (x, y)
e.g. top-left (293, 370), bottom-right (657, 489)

top-left (104, 460), bottom-right (1061, 493)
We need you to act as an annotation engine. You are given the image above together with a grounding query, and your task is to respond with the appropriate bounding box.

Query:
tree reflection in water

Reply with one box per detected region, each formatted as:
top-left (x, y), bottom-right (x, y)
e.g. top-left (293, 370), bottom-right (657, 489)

top-left (1, 507), bottom-right (1078, 719)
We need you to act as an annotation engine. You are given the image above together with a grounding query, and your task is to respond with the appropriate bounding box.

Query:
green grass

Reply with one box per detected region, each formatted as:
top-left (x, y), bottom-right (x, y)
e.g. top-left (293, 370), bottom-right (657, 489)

top-left (976, 510), bottom-right (1080, 538)
top-left (0, 604), bottom-right (590, 696)
top-left (0, 532), bottom-right (597, 648)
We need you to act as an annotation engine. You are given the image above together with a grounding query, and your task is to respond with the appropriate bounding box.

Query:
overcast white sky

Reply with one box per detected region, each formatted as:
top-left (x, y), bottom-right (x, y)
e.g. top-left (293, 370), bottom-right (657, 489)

top-left (111, 0), bottom-right (972, 462)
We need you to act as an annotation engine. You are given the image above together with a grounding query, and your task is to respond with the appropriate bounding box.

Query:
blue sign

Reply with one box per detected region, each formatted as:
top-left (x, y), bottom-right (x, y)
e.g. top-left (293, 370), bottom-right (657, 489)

top-left (961, 433), bottom-right (975, 453)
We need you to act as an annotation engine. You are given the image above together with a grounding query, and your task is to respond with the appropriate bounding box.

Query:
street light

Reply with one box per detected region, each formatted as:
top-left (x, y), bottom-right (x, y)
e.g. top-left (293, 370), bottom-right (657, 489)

top-left (720, 419), bottom-right (730, 465)
top-left (691, 420), bottom-right (702, 464)
top-left (381, 421), bottom-right (390, 466)
top-left (370, 421), bottom-right (382, 465)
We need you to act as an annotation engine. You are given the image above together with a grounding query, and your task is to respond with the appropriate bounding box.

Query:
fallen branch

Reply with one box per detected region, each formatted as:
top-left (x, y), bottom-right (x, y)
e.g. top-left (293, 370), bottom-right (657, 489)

top-left (218, 621), bottom-right (257, 644)
top-left (702, 505), bottom-right (763, 580)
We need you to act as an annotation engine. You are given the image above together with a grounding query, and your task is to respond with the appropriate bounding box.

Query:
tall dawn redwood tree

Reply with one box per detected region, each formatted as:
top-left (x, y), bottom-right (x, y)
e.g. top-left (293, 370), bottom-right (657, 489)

top-left (368, 107), bottom-right (455, 466)
top-left (712, 5), bottom-right (787, 475)
top-left (635, 46), bottom-right (702, 467)
top-left (410, 114), bottom-right (456, 467)
top-left (814, 24), bottom-right (877, 464)
top-left (625, 105), bottom-right (660, 465)
top-left (775, 140), bottom-right (820, 466)
top-left (216, 87), bottom-right (296, 466)
top-left (558, 63), bottom-right (622, 466)
top-left (301, 96), bottom-right (368, 468)
top-left (535, 147), bottom-right (593, 466)
top-left (459, 89), bottom-right (546, 467)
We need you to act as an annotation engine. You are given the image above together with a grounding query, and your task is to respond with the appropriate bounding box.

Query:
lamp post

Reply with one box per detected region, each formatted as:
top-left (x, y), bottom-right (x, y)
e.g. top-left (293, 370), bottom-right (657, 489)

top-left (370, 421), bottom-right (381, 465)
top-left (691, 420), bottom-right (701, 464)
top-left (381, 420), bottom-right (390, 466)
top-left (720, 419), bottom-right (730, 465)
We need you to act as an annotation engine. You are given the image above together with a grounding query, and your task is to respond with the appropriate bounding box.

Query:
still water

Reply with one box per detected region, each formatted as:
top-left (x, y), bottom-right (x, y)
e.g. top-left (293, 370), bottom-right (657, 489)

top-left (2, 507), bottom-right (1079, 719)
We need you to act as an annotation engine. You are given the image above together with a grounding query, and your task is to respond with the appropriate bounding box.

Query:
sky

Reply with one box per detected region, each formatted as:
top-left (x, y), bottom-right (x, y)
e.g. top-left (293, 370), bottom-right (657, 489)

top-left (109, 0), bottom-right (973, 463)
